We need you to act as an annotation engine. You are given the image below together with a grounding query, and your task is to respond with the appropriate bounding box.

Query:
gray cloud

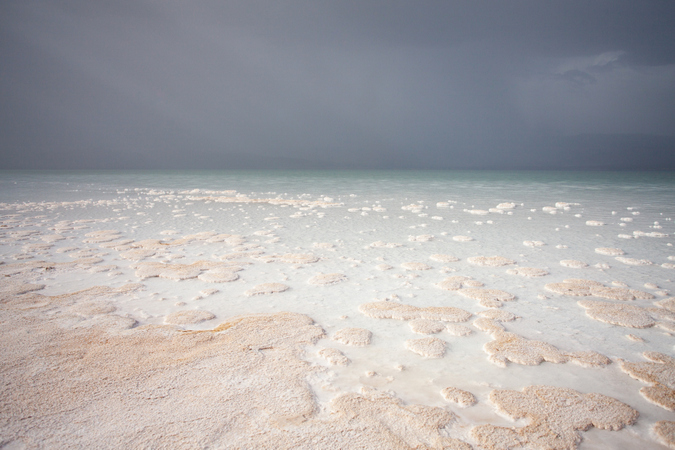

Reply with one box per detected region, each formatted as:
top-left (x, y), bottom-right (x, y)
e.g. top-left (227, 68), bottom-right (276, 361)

top-left (1, 0), bottom-right (674, 169)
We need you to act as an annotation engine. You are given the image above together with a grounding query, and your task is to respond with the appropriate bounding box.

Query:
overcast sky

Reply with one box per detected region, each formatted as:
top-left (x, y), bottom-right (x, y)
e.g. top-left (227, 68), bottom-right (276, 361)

top-left (1, 1), bottom-right (674, 169)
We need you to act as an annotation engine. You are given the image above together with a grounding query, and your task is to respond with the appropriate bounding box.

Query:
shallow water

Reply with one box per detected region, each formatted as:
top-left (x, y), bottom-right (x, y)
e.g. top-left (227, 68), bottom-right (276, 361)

top-left (1, 169), bottom-right (674, 448)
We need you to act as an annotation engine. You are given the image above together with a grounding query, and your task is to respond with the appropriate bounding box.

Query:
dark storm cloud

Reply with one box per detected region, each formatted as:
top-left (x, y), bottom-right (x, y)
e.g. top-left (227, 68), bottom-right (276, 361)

top-left (1, 0), bottom-right (674, 169)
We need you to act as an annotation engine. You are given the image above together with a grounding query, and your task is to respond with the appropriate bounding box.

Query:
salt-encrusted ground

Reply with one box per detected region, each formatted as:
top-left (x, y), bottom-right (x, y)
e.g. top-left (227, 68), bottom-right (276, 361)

top-left (1, 171), bottom-right (674, 448)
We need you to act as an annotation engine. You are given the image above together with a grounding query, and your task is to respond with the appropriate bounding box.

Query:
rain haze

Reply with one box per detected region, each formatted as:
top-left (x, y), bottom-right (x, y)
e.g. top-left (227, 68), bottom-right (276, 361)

top-left (1, 0), bottom-right (675, 170)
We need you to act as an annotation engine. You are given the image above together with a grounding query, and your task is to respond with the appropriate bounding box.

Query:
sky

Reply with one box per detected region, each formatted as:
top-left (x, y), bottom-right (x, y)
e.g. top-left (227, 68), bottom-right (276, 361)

top-left (1, 0), bottom-right (675, 170)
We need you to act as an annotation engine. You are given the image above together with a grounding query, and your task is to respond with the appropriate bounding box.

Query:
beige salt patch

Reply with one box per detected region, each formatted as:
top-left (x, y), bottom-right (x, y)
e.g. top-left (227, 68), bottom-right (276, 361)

top-left (405, 337), bottom-right (445, 358)
top-left (436, 276), bottom-right (478, 291)
top-left (308, 273), bottom-right (347, 286)
top-left (73, 315), bottom-right (138, 332)
top-left (654, 421), bottom-right (675, 448)
top-left (408, 234), bottom-right (434, 242)
top-left (560, 259), bottom-right (588, 268)
top-left (429, 254), bottom-right (459, 263)
top-left (164, 310), bottom-right (216, 325)
top-left (474, 318), bottom-right (505, 334)
top-left (471, 385), bottom-right (638, 450)
top-left (244, 282), bottom-right (290, 297)
top-left (375, 263), bottom-right (393, 271)
top-left (458, 288), bottom-right (516, 307)
top-left (445, 324), bottom-right (473, 336)
top-left (159, 265), bottom-right (203, 281)
top-left (595, 247), bottom-right (625, 256)
top-left (506, 267), bottom-right (548, 277)
top-left (467, 256), bottom-right (515, 267)
top-left (626, 334), bottom-right (645, 342)
top-left (483, 331), bottom-right (607, 368)
top-left (1, 283), bottom-right (45, 296)
top-left (69, 302), bottom-right (117, 316)
top-left (198, 268), bottom-right (239, 283)
top-left (478, 309), bottom-right (519, 322)
top-left (408, 319), bottom-right (445, 334)
top-left (578, 299), bottom-right (656, 328)
top-left (332, 327), bottom-right (372, 346)
top-left (452, 235), bottom-right (474, 242)
top-left (119, 248), bottom-right (156, 261)
top-left (318, 348), bottom-right (350, 366)
top-left (401, 262), bottom-right (432, 271)
top-left (616, 256), bottom-right (652, 266)
top-left (41, 234), bottom-right (66, 243)
top-left (586, 220), bottom-right (605, 226)
top-left (621, 352), bottom-right (675, 411)
top-left (159, 229), bottom-right (179, 235)
top-left (523, 240), bottom-right (545, 247)
top-left (312, 242), bottom-right (334, 249)
top-left (441, 387), bottom-right (476, 407)
top-left (369, 241), bottom-right (403, 248)
top-left (496, 202), bottom-right (516, 209)
top-left (590, 286), bottom-right (654, 301)
top-left (655, 298), bottom-right (675, 312)
top-left (199, 288), bottom-right (219, 297)
top-left (359, 301), bottom-right (471, 323)
top-left (279, 253), bottom-right (319, 264)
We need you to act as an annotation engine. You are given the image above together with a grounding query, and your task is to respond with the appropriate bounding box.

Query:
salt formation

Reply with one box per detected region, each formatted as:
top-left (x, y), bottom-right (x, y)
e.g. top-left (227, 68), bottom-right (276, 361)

top-left (467, 256), bottom-right (515, 267)
top-left (445, 324), bottom-right (473, 336)
top-left (400, 262), bottom-right (432, 271)
top-left (429, 254), bottom-right (459, 263)
top-left (164, 310), bottom-right (216, 325)
top-left (560, 259), bottom-right (588, 268)
top-left (308, 273), bottom-right (347, 285)
top-left (620, 352), bottom-right (675, 410)
top-left (586, 220), bottom-right (605, 226)
top-left (471, 385), bottom-right (638, 449)
top-left (577, 300), bottom-right (656, 328)
top-left (405, 337), bottom-right (446, 358)
top-left (496, 202), bottom-right (516, 209)
top-left (452, 235), bottom-right (474, 242)
top-left (198, 268), bottom-right (240, 283)
top-left (523, 240), bottom-right (545, 247)
top-left (595, 247), bottom-right (625, 256)
top-left (457, 288), bottom-right (516, 308)
top-left (478, 309), bottom-right (519, 322)
top-left (616, 256), bottom-right (652, 266)
top-left (244, 282), bottom-right (290, 296)
top-left (359, 301), bottom-right (472, 323)
top-left (408, 234), bottom-right (434, 242)
top-left (279, 253), bottom-right (319, 264)
top-left (545, 279), bottom-right (653, 300)
top-left (482, 331), bottom-right (609, 367)
top-left (318, 348), bottom-right (350, 366)
top-left (375, 263), bottom-right (393, 271)
top-left (332, 327), bottom-right (372, 346)
top-left (441, 387), bottom-right (476, 407)
top-left (654, 421), bottom-right (675, 448)
top-left (506, 267), bottom-right (549, 277)
top-left (408, 319), bottom-right (446, 334)
top-left (436, 276), bottom-right (483, 291)
top-left (369, 241), bottom-right (402, 248)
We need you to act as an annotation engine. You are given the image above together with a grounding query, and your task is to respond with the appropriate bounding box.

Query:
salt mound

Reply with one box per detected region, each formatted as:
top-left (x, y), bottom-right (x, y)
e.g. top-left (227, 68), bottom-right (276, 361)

top-left (523, 240), bottom-right (545, 247)
top-left (369, 241), bottom-right (402, 248)
top-left (313, 242), bottom-right (334, 249)
top-left (578, 299), bottom-right (656, 328)
top-left (280, 253), bottom-right (319, 264)
top-left (654, 421), bottom-right (675, 448)
top-left (595, 248), bottom-right (625, 256)
top-left (466, 209), bottom-right (489, 215)
top-left (429, 254), bottom-right (459, 263)
top-left (318, 348), bottom-right (350, 366)
top-left (308, 273), bottom-right (347, 285)
top-left (332, 327), bottom-right (372, 346)
top-left (164, 310), bottom-right (216, 325)
top-left (484, 331), bottom-right (567, 366)
top-left (400, 262), bottom-right (432, 271)
top-left (436, 276), bottom-right (479, 291)
top-left (467, 256), bottom-right (515, 267)
top-left (560, 259), bottom-right (588, 268)
top-left (621, 352), bottom-right (675, 411)
top-left (70, 302), bottom-right (116, 316)
top-left (616, 256), bottom-right (652, 266)
top-left (478, 310), bottom-right (519, 322)
top-left (441, 387), bottom-right (476, 407)
top-left (405, 337), bottom-right (445, 358)
top-left (244, 283), bottom-right (290, 296)
top-left (359, 301), bottom-right (471, 323)
top-left (160, 265), bottom-right (203, 281)
top-left (198, 268), bottom-right (239, 283)
top-left (506, 267), bottom-right (548, 277)
top-left (586, 220), bottom-right (605, 226)
top-left (471, 385), bottom-right (638, 450)
top-left (408, 234), bottom-right (434, 242)
top-left (375, 264), bottom-right (393, 271)
top-left (445, 324), bottom-right (473, 336)
top-left (452, 235), bottom-right (474, 242)
top-left (589, 286), bottom-right (654, 301)
top-left (408, 319), bottom-right (445, 334)
top-left (473, 318), bottom-right (505, 333)
top-left (655, 298), bottom-right (675, 312)
top-left (496, 202), bottom-right (516, 209)
top-left (545, 282), bottom-right (591, 296)
top-left (458, 288), bottom-right (516, 307)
